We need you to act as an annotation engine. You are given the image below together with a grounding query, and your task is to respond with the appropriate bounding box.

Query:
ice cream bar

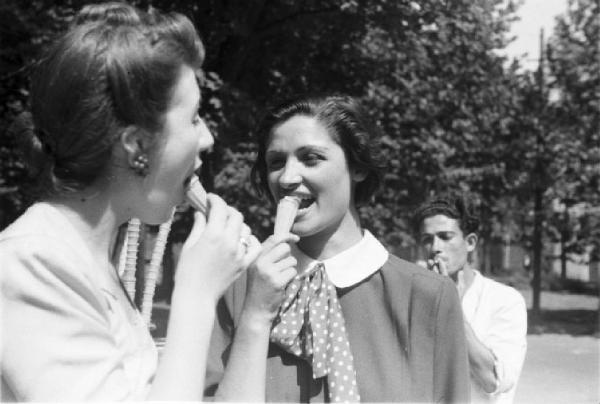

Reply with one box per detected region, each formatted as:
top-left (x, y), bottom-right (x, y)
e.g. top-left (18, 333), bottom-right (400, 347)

top-left (185, 175), bottom-right (208, 215)
top-left (274, 196), bottom-right (300, 237)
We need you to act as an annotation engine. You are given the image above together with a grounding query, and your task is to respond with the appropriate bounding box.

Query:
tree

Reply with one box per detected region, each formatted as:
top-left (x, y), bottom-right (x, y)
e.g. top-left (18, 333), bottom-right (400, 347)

top-left (0, 0), bottom-right (75, 229)
top-left (0, 0), bottom-right (529, 267)
top-left (546, 0), bottom-right (600, 257)
top-left (502, 0), bottom-right (599, 312)
top-left (136, 0), bottom-right (524, 248)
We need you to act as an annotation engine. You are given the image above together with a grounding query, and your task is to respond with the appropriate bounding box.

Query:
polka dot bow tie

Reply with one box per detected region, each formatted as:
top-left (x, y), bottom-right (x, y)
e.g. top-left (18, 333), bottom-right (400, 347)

top-left (270, 263), bottom-right (360, 403)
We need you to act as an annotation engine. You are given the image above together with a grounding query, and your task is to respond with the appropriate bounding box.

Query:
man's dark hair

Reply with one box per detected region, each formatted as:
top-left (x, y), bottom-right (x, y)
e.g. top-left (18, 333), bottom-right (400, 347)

top-left (412, 193), bottom-right (480, 236)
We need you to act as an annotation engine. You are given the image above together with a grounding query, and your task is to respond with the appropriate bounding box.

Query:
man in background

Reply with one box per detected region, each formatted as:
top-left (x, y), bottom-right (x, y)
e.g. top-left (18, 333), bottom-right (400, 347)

top-left (413, 194), bottom-right (527, 403)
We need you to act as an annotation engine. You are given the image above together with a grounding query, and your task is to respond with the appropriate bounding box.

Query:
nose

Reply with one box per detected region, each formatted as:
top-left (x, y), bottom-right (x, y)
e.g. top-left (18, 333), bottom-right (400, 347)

top-left (197, 118), bottom-right (214, 151)
top-left (278, 159), bottom-right (302, 191)
top-left (431, 236), bottom-right (443, 255)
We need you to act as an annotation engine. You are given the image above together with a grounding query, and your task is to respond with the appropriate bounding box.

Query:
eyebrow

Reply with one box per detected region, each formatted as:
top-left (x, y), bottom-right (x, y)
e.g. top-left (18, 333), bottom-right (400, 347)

top-left (299, 145), bottom-right (329, 153)
top-left (420, 230), bottom-right (456, 236)
top-left (266, 145), bottom-right (330, 154)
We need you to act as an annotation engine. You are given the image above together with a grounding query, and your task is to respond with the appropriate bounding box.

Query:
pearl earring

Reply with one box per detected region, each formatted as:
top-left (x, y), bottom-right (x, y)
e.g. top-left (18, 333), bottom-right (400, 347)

top-left (131, 154), bottom-right (149, 176)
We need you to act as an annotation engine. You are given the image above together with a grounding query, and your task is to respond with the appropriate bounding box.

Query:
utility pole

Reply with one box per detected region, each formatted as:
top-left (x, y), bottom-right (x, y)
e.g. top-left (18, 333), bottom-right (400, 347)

top-left (531, 28), bottom-right (545, 315)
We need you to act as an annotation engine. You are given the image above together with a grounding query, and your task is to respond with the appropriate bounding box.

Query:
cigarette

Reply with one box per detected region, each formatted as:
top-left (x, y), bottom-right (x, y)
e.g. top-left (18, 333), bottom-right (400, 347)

top-left (273, 196), bottom-right (300, 237)
top-left (185, 175), bottom-right (208, 215)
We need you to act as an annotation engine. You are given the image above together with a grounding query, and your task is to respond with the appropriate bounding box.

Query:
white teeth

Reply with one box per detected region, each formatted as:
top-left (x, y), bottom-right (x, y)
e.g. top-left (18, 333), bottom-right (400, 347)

top-left (282, 195), bottom-right (312, 201)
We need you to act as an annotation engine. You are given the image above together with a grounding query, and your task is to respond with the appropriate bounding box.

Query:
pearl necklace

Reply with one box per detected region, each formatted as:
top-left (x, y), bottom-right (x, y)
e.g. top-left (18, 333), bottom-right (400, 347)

top-left (117, 212), bottom-right (174, 327)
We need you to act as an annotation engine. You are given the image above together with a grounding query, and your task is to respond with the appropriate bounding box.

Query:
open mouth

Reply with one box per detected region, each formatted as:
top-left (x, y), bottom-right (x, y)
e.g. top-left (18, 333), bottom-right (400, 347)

top-left (178, 163), bottom-right (202, 211)
top-left (297, 196), bottom-right (315, 211)
top-left (184, 173), bottom-right (196, 187)
top-left (183, 161), bottom-right (203, 188)
top-left (175, 176), bottom-right (194, 212)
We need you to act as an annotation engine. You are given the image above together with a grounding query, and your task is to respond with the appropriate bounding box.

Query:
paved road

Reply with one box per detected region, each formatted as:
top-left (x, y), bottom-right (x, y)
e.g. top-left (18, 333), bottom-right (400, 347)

top-left (515, 334), bottom-right (599, 403)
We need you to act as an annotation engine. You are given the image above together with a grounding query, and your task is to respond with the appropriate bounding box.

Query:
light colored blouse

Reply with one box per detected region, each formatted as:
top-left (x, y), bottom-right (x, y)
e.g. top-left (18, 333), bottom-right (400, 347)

top-left (1, 202), bottom-right (157, 401)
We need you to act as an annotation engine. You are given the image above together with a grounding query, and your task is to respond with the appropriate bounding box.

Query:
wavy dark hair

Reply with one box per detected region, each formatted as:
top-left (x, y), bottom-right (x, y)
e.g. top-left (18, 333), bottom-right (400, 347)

top-left (16, 3), bottom-right (204, 197)
top-left (72, 2), bottom-right (143, 26)
top-left (251, 95), bottom-right (387, 206)
top-left (412, 193), bottom-right (480, 236)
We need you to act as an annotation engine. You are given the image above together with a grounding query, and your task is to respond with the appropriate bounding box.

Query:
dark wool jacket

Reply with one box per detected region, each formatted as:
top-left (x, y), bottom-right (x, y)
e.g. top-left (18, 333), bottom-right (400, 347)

top-left (205, 254), bottom-right (470, 403)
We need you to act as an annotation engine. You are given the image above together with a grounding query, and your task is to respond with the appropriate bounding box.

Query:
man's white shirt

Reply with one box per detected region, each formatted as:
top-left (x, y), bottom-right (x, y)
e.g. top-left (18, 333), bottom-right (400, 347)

top-left (458, 270), bottom-right (528, 404)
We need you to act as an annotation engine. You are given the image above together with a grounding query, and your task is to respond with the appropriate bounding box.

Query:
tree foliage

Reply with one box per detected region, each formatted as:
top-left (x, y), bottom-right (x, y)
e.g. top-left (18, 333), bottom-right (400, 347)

top-left (0, 0), bottom-right (595, 270)
top-left (546, 0), bottom-right (600, 259)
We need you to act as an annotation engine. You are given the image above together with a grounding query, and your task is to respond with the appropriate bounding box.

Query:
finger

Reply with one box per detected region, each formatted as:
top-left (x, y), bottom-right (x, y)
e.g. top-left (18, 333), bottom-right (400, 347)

top-left (242, 235), bottom-right (262, 267)
top-left (260, 235), bottom-right (280, 253)
top-left (276, 256), bottom-right (297, 272)
top-left (426, 259), bottom-right (437, 272)
top-left (432, 257), bottom-right (445, 276)
top-left (263, 242), bottom-right (293, 263)
top-left (182, 211), bottom-right (207, 252)
top-left (263, 259), bottom-right (298, 289)
top-left (438, 260), bottom-right (448, 276)
top-left (261, 233), bottom-right (299, 255)
top-left (237, 223), bottom-right (253, 259)
top-left (240, 223), bottom-right (251, 241)
top-left (283, 233), bottom-right (300, 244)
top-left (277, 267), bottom-right (298, 286)
top-left (263, 255), bottom-right (297, 274)
top-left (224, 207), bottom-right (244, 250)
top-left (204, 194), bottom-right (229, 233)
top-left (271, 230), bottom-right (300, 243)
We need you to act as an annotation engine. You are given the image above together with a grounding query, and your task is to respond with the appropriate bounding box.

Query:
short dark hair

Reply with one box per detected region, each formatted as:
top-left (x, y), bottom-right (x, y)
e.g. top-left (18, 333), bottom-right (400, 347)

top-left (412, 193), bottom-right (480, 236)
top-left (17, 4), bottom-right (204, 197)
top-left (251, 95), bottom-right (387, 205)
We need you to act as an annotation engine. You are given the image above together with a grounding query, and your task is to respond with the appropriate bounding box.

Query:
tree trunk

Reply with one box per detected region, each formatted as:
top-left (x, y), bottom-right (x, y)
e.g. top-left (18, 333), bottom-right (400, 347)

top-left (531, 186), bottom-right (543, 314)
top-left (532, 29), bottom-right (545, 316)
top-left (560, 231), bottom-right (567, 280)
top-left (560, 209), bottom-right (569, 280)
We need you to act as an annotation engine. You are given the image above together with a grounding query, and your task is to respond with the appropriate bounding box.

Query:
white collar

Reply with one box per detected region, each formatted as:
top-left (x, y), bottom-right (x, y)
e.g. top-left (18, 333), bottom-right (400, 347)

top-left (291, 230), bottom-right (389, 288)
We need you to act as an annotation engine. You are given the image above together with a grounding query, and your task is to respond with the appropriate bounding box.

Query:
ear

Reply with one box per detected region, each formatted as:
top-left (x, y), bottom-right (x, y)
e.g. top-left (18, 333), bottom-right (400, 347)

top-left (465, 232), bottom-right (478, 253)
top-left (351, 167), bottom-right (368, 183)
top-left (120, 126), bottom-right (151, 166)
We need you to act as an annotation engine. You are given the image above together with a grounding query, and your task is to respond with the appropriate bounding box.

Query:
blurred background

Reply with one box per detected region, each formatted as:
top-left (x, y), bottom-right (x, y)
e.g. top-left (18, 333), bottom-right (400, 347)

top-left (0, 0), bottom-right (598, 401)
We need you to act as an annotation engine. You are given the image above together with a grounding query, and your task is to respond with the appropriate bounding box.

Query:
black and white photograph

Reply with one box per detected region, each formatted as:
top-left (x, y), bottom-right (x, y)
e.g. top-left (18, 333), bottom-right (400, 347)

top-left (0, 0), bottom-right (598, 402)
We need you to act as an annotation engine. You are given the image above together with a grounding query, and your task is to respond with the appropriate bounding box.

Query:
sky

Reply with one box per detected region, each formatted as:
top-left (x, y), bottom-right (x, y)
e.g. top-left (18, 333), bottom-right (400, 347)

top-left (501, 0), bottom-right (570, 70)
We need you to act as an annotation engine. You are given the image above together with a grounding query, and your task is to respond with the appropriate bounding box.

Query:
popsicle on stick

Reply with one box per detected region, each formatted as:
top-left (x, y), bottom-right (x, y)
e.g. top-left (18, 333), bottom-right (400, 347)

top-left (185, 175), bottom-right (208, 216)
top-left (274, 196), bottom-right (300, 237)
